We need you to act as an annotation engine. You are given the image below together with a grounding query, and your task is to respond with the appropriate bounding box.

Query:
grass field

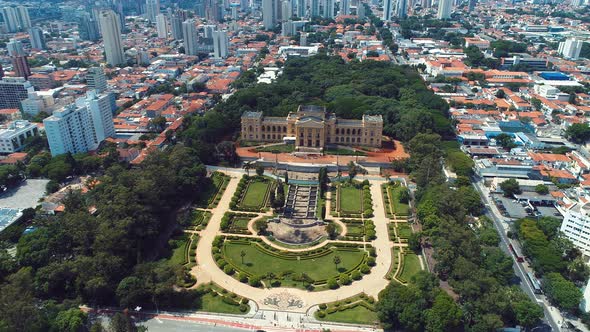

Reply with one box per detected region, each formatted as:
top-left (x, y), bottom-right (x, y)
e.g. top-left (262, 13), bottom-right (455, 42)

top-left (198, 293), bottom-right (246, 314)
top-left (241, 181), bottom-right (270, 208)
top-left (168, 234), bottom-right (190, 266)
top-left (223, 242), bottom-right (365, 282)
top-left (339, 186), bottom-right (363, 214)
top-left (231, 217), bottom-right (250, 230)
top-left (319, 305), bottom-right (379, 325)
top-left (397, 223), bottom-right (412, 239)
top-left (388, 185), bottom-right (409, 216)
top-left (399, 253), bottom-right (421, 282)
top-left (345, 223), bottom-right (365, 236)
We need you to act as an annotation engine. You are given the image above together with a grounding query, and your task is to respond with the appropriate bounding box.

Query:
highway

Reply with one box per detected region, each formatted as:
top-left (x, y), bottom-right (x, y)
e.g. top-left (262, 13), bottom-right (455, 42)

top-left (472, 178), bottom-right (560, 332)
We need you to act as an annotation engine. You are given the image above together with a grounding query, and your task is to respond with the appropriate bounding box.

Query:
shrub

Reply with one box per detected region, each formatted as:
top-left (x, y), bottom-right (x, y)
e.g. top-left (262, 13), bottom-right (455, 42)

top-left (238, 272), bottom-right (248, 282)
top-left (327, 278), bottom-right (339, 289)
top-left (319, 303), bottom-right (327, 310)
top-left (339, 273), bottom-right (351, 285)
top-left (360, 264), bottom-right (371, 274)
top-left (224, 265), bottom-right (235, 275)
top-left (249, 275), bottom-right (262, 287)
top-left (351, 270), bottom-right (362, 280)
top-left (317, 310), bottom-right (326, 318)
top-left (239, 304), bottom-right (249, 312)
top-left (367, 256), bottom-right (376, 266)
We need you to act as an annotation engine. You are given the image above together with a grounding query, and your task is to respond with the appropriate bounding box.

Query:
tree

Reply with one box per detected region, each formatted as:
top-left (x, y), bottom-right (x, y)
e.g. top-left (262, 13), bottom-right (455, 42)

top-left (254, 219), bottom-right (268, 234)
top-left (530, 98), bottom-right (542, 111)
top-left (408, 232), bottom-right (422, 252)
top-left (495, 89), bottom-right (506, 98)
top-left (240, 250), bottom-right (246, 264)
top-left (424, 292), bottom-right (462, 332)
top-left (565, 123), bottom-right (590, 143)
top-left (243, 161), bottom-right (254, 176)
top-left (494, 133), bottom-right (517, 149)
top-left (326, 223), bottom-right (337, 239)
top-left (333, 255), bottom-right (341, 271)
top-left (284, 171), bottom-right (289, 184)
top-left (347, 161), bottom-right (358, 181)
top-left (216, 141), bottom-right (238, 165)
top-left (543, 272), bottom-right (582, 311)
top-left (255, 165), bottom-right (264, 176)
top-left (535, 184), bottom-right (549, 195)
top-left (513, 300), bottom-right (543, 328)
top-left (52, 308), bottom-right (87, 332)
top-left (500, 179), bottom-right (521, 197)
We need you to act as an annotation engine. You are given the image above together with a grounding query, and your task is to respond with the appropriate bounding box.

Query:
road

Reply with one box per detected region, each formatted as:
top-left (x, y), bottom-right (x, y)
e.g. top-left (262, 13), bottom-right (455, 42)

top-left (472, 178), bottom-right (562, 332)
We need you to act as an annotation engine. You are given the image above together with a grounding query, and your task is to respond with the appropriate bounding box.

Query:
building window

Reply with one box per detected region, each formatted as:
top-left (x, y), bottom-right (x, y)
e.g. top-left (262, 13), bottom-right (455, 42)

top-left (336, 128), bottom-right (339, 134)
top-left (262, 134), bottom-right (265, 139)
top-left (249, 125), bottom-right (253, 132)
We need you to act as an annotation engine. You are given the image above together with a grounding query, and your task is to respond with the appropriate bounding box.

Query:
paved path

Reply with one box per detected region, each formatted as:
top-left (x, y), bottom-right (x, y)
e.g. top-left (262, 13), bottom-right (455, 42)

top-left (191, 171), bottom-right (393, 312)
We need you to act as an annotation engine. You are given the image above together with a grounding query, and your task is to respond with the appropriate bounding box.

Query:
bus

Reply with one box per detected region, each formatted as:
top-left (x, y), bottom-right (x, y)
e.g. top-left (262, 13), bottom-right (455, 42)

top-left (527, 272), bottom-right (543, 294)
top-left (508, 243), bottom-right (525, 263)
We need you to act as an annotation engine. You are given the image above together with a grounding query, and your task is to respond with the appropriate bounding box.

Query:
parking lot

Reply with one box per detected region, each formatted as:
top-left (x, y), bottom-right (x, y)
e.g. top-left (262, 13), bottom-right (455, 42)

top-left (0, 179), bottom-right (49, 209)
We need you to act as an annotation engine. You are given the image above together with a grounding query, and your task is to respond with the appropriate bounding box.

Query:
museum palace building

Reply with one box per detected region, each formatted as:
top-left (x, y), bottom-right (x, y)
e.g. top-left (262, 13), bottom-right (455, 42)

top-left (241, 105), bottom-right (383, 150)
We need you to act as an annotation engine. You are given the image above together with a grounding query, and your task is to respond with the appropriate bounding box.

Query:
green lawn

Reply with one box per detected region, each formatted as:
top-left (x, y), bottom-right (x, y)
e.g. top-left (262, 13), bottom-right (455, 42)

top-left (397, 223), bottom-right (412, 239)
top-left (389, 185), bottom-right (409, 216)
top-left (168, 235), bottom-right (190, 266)
top-left (325, 148), bottom-right (367, 156)
top-left (223, 241), bottom-right (366, 282)
top-left (339, 186), bottom-right (363, 214)
top-left (255, 144), bottom-right (295, 153)
top-left (231, 217), bottom-right (250, 230)
top-left (399, 253), bottom-right (421, 282)
top-left (241, 181), bottom-right (270, 208)
top-left (198, 293), bottom-right (247, 314)
top-left (346, 223), bottom-right (365, 236)
top-left (319, 305), bottom-right (379, 325)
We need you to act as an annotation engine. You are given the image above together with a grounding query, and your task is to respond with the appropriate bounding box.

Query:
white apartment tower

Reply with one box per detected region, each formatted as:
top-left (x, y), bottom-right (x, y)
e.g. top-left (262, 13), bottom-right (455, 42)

top-left (558, 38), bottom-right (583, 60)
top-left (182, 19), bottom-right (199, 56)
top-left (213, 30), bottom-right (229, 59)
top-left (382, 0), bottom-right (393, 20)
top-left (29, 27), bottom-right (46, 50)
top-left (156, 13), bottom-right (168, 38)
top-left (16, 6), bottom-right (31, 29)
top-left (395, 0), bottom-right (407, 18)
top-left (437, 0), bottom-right (452, 19)
top-left (146, 0), bottom-right (160, 22)
top-left (87, 67), bottom-right (108, 93)
top-left (44, 92), bottom-right (115, 157)
top-left (322, 0), bottom-right (335, 18)
top-left (99, 10), bottom-right (126, 66)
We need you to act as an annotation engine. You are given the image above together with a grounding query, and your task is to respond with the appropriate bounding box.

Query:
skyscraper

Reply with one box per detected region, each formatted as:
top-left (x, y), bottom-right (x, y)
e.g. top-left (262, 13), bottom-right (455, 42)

top-left (78, 13), bottom-right (100, 41)
top-left (282, 0), bottom-right (292, 20)
top-left (437, 0), bottom-right (452, 19)
top-left (146, 0), bottom-right (160, 22)
top-left (213, 30), bottom-right (229, 59)
top-left (1, 7), bottom-right (19, 32)
top-left (262, 0), bottom-right (277, 29)
top-left (382, 0), bottom-right (393, 20)
top-left (87, 67), bottom-right (108, 93)
top-left (395, 0), bottom-right (407, 18)
top-left (558, 39), bottom-right (583, 60)
top-left (16, 6), bottom-right (31, 29)
top-left (295, 0), bottom-right (306, 17)
top-left (99, 10), bottom-right (126, 66)
top-left (7, 39), bottom-right (30, 79)
top-left (29, 27), bottom-right (46, 50)
top-left (44, 91), bottom-right (116, 157)
top-left (322, 0), bottom-right (335, 18)
top-left (467, 0), bottom-right (476, 12)
top-left (182, 19), bottom-right (199, 56)
top-left (357, 2), bottom-right (365, 19)
top-left (340, 0), bottom-right (350, 15)
top-left (156, 13), bottom-right (168, 38)
top-left (311, 0), bottom-right (321, 16)
top-left (170, 13), bottom-right (183, 40)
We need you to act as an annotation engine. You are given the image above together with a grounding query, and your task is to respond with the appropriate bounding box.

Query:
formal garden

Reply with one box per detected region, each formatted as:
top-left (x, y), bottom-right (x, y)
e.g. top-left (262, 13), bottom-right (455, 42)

top-left (230, 175), bottom-right (274, 212)
top-left (164, 232), bottom-right (199, 288)
top-left (315, 293), bottom-right (379, 325)
top-left (194, 283), bottom-right (250, 314)
top-left (212, 236), bottom-right (375, 291)
top-left (388, 222), bottom-right (412, 243)
top-left (340, 219), bottom-right (377, 241)
top-left (220, 212), bottom-right (257, 234)
top-left (196, 171), bottom-right (231, 209)
top-left (332, 180), bottom-right (373, 218)
top-left (382, 181), bottom-right (410, 217)
top-left (386, 246), bottom-right (422, 284)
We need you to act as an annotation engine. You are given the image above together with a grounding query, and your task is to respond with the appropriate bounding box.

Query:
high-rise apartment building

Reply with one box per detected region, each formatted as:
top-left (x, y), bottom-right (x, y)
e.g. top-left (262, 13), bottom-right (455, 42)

top-left (357, 2), bottom-right (365, 18)
top-left (0, 77), bottom-right (35, 109)
top-left (29, 27), bottom-right (46, 50)
top-left (16, 6), bottom-right (31, 29)
top-left (44, 92), bottom-right (116, 156)
top-left (321, 0), bottom-right (335, 18)
top-left (7, 39), bottom-right (30, 79)
top-left (295, 0), bottom-right (305, 17)
top-left (395, 0), bottom-right (407, 18)
top-left (6, 39), bottom-right (24, 56)
top-left (87, 67), bottom-right (108, 93)
top-left (99, 10), bottom-right (126, 66)
top-left (437, 0), bottom-right (452, 19)
top-left (468, 0), bottom-right (476, 12)
top-left (310, 0), bottom-right (321, 16)
top-left (1, 7), bottom-right (19, 32)
top-left (382, 0), bottom-right (393, 20)
top-left (340, 0), bottom-right (350, 15)
top-left (0, 120), bottom-right (39, 154)
top-left (146, 0), bottom-right (160, 22)
top-left (156, 13), bottom-right (168, 38)
top-left (170, 14), bottom-right (183, 40)
top-left (78, 13), bottom-right (100, 41)
top-left (263, 0), bottom-right (278, 29)
top-left (282, 0), bottom-right (292, 20)
top-left (182, 19), bottom-right (199, 56)
top-left (558, 38), bottom-right (583, 60)
top-left (213, 30), bottom-right (229, 59)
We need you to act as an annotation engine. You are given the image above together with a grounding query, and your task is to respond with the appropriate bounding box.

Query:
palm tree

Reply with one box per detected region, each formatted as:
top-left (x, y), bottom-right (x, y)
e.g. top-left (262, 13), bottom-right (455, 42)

top-left (243, 161), bottom-right (253, 176)
top-left (333, 255), bottom-right (341, 271)
top-left (240, 250), bottom-right (246, 264)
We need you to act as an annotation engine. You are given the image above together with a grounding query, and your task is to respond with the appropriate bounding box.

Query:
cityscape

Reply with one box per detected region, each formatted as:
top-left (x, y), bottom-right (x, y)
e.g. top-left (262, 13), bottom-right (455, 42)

top-left (0, 0), bottom-right (589, 331)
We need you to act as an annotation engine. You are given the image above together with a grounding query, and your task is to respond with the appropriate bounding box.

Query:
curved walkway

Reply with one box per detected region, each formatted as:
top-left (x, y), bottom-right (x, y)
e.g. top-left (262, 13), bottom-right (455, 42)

top-left (190, 171), bottom-right (392, 313)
